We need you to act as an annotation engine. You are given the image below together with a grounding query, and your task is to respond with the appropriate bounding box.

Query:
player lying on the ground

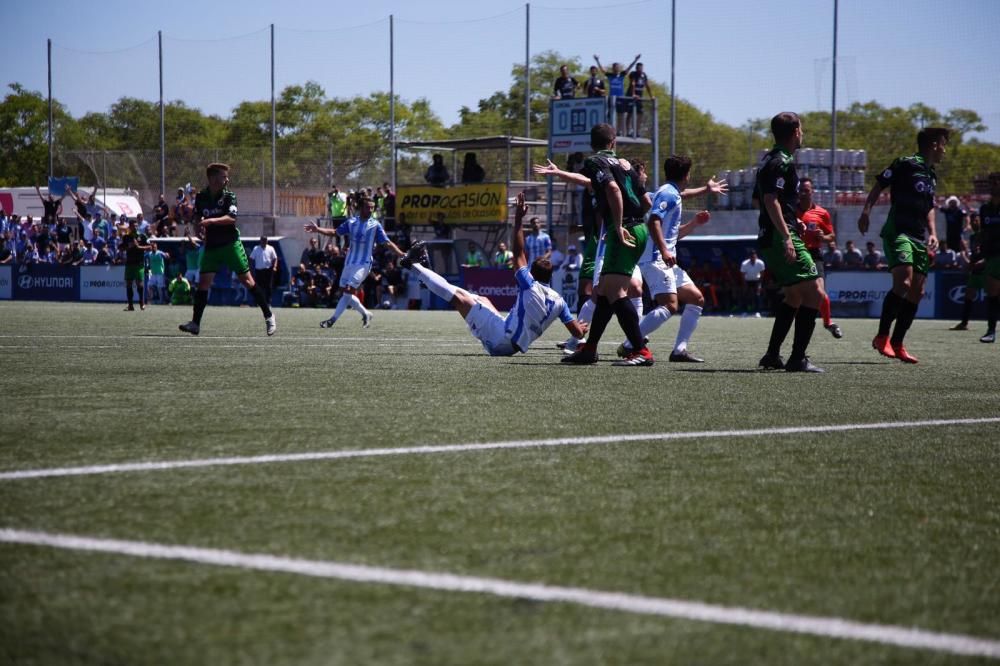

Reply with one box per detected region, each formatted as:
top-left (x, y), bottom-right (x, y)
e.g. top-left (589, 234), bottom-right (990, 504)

top-left (401, 193), bottom-right (587, 356)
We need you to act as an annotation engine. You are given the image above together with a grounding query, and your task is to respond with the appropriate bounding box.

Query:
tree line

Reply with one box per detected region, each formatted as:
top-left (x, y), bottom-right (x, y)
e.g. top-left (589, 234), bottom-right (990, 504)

top-left (1, 50), bottom-right (996, 195)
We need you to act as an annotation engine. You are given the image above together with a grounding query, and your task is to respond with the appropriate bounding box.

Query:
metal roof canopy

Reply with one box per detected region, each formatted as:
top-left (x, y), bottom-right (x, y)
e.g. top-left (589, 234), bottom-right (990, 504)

top-left (395, 136), bottom-right (548, 152)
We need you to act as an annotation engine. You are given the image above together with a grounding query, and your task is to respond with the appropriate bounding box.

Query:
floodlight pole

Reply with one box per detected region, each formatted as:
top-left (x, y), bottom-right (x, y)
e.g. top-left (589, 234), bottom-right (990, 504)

top-left (47, 39), bottom-right (53, 180)
top-left (159, 30), bottom-right (165, 197)
top-left (830, 0), bottom-right (839, 193)
top-left (270, 23), bottom-right (276, 218)
top-left (669, 0), bottom-right (676, 155)
top-left (524, 3), bottom-right (530, 180)
top-left (390, 15), bottom-right (396, 191)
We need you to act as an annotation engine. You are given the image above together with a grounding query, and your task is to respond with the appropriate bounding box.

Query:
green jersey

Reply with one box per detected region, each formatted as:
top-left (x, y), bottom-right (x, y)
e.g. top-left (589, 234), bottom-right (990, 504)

top-left (755, 145), bottom-right (800, 245)
top-left (195, 187), bottom-right (240, 249)
top-left (148, 250), bottom-right (167, 275)
top-left (980, 200), bottom-right (1000, 258)
top-left (581, 150), bottom-right (646, 227)
top-left (876, 154), bottom-right (936, 242)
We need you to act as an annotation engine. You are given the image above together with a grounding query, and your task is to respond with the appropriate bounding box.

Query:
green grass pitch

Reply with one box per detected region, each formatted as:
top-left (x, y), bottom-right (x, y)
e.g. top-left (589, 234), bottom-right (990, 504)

top-left (1, 301), bottom-right (998, 665)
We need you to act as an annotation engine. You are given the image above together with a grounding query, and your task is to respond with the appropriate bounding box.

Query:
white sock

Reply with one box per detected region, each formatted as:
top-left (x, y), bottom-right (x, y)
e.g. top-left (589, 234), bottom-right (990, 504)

top-left (350, 294), bottom-right (369, 318)
top-left (567, 299), bottom-right (595, 344)
top-left (631, 297), bottom-right (644, 318)
top-left (624, 305), bottom-right (671, 350)
top-left (413, 264), bottom-right (458, 302)
top-left (333, 293), bottom-right (351, 320)
top-left (674, 304), bottom-right (702, 353)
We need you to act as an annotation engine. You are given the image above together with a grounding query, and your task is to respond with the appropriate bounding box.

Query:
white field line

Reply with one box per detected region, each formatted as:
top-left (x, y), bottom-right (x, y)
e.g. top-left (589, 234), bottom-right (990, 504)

top-left (0, 334), bottom-right (476, 342)
top-left (3, 417), bottom-right (998, 482)
top-left (1, 528), bottom-right (997, 659)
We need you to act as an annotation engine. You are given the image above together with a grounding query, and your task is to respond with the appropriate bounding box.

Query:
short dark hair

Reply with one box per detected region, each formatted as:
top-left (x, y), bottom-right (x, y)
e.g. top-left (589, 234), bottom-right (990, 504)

top-left (663, 155), bottom-right (692, 183)
top-left (530, 258), bottom-right (553, 283)
top-left (206, 162), bottom-right (230, 178)
top-left (590, 123), bottom-right (616, 150)
top-left (799, 176), bottom-right (813, 186)
top-left (770, 112), bottom-right (801, 142)
top-left (917, 127), bottom-right (950, 151)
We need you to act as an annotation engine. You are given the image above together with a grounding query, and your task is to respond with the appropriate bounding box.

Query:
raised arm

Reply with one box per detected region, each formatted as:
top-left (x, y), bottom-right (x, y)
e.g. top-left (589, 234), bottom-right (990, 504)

top-left (511, 193), bottom-right (529, 270)
top-left (35, 185), bottom-right (47, 203)
top-left (592, 54), bottom-right (606, 75)
top-left (623, 53), bottom-right (641, 75)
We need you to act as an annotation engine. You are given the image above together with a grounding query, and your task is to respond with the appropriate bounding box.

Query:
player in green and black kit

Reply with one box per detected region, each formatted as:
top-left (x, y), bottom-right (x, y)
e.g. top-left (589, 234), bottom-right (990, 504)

top-left (179, 163), bottom-right (276, 336)
top-left (975, 173), bottom-right (1000, 343)
top-left (859, 127), bottom-right (949, 363)
top-left (561, 123), bottom-right (653, 366)
top-left (121, 219), bottom-right (151, 311)
top-left (755, 112), bottom-right (824, 372)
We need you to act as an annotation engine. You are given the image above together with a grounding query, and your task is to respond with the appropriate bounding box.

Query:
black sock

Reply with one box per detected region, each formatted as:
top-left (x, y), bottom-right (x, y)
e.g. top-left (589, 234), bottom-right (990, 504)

top-left (612, 297), bottom-right (645, 351)
top-left (193, 289), bottom-right (209, 325)
top-left (890, 299), bottom-right (919, 345)
top-left (137, 284), bottom-right (144, 307)
top-left (766, 301), bottom-right (797, 357)
top-left (959, 296), bottom-right (973, 326)
top-left (878, 291), bottom-right (903, 337)
top-left (789, 306), bottom-right (818, 361)
top-left (586, 296), bottom-right (615, 348)
top-left (251, 284), bottom-right (272, 318)
top-left (988, 295), bottom-right (999, 334)
top-left (125, 283), bottom-right (134, 307)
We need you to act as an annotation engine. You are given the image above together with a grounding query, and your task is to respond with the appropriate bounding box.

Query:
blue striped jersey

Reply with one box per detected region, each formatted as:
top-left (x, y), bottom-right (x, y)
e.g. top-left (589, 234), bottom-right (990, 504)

top-left (337, 216), bottom-right (389, 265)
top-left (639, 183), bottom-right (682, 265)
top-left (504, 267), bottom-right (573, 352)
top-left (524, 231), bottom-right (552, 266)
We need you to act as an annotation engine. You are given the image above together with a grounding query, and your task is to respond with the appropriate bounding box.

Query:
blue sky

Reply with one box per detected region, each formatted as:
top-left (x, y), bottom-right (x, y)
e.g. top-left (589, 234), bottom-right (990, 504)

top-left (3, 0), bottom-right (999, 143)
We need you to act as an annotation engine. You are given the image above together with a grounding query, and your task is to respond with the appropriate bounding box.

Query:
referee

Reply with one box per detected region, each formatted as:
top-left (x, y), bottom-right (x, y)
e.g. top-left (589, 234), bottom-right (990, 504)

top-left (250, 235), bottom-right (279, 304)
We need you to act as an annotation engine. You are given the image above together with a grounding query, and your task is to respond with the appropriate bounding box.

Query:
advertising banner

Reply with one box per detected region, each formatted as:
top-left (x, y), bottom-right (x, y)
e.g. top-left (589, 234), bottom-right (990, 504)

top-left (397, 184), bottom-right (508, 225)
top-left (825, 271), bottom-right (934, 318)
top-left (549, 98), bottom-right (607, 153)
top-left (0, 265), bottom-right (11, 300)
top-left (461, 268), bottom-right (518, 311)
top-left (935, 270), bottom-right (987, 321)
top-left (12, 263), bottom-right (78, 301)
top-left (80, 265), bottom-right (127, 301)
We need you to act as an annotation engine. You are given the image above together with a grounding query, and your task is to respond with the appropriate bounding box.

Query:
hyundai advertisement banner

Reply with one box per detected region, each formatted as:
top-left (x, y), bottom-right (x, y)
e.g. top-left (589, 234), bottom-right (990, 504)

top-left (11, 264), bottom-right (78, 301)
top-left (0, 266), bottom-right (11, 300)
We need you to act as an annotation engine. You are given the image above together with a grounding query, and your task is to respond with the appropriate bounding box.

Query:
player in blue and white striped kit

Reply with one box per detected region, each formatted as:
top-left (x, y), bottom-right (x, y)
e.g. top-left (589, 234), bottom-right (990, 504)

top-left (305, 196), bottom-right (405, 328)
top-left (401, 193), bottom-right (588, 356)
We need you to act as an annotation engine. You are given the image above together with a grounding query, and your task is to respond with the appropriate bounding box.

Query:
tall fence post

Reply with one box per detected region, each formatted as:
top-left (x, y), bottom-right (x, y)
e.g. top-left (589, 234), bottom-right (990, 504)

top-left (270, 23), bottom-right (276, 219)
top-left (524, 3), bottom-right (530, 180)
top-left (47, 39), bottom-right (53, 181)
top-left (390, 15), bottom-right (396, 192)
top-left (159, 30), bottom-right (165, 198)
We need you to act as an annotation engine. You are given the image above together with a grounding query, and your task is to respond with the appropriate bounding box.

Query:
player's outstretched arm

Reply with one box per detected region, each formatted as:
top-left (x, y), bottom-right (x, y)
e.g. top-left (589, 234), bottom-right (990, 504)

top-left (564, 318), bottom-right (588, 339)
top-left (858, 183), bottom-right (885, 234)
top-left (533, 160), bottom-right (591, 188)
top-left (511, 192), bottom-right (529, 270)
top-left (303, 221), bottom-right (337, 237)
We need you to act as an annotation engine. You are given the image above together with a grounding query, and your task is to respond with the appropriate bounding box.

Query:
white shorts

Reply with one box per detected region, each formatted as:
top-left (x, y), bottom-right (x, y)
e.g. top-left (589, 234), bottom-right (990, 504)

top-left (340, 261), bottom-right (371, 289)
top-left (148, 274), bottom-right (166, 289)
top-left (465, 301), bottom-right (516, 356)
top-left (184, 269), bottom-right (200, 283)
top-left (640, 261), bottom-right (694, 297)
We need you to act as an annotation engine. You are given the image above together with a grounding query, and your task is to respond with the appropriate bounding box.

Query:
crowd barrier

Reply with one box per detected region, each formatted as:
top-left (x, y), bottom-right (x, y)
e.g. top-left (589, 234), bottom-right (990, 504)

top-left (0, 263), bottom-right (990, 321)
